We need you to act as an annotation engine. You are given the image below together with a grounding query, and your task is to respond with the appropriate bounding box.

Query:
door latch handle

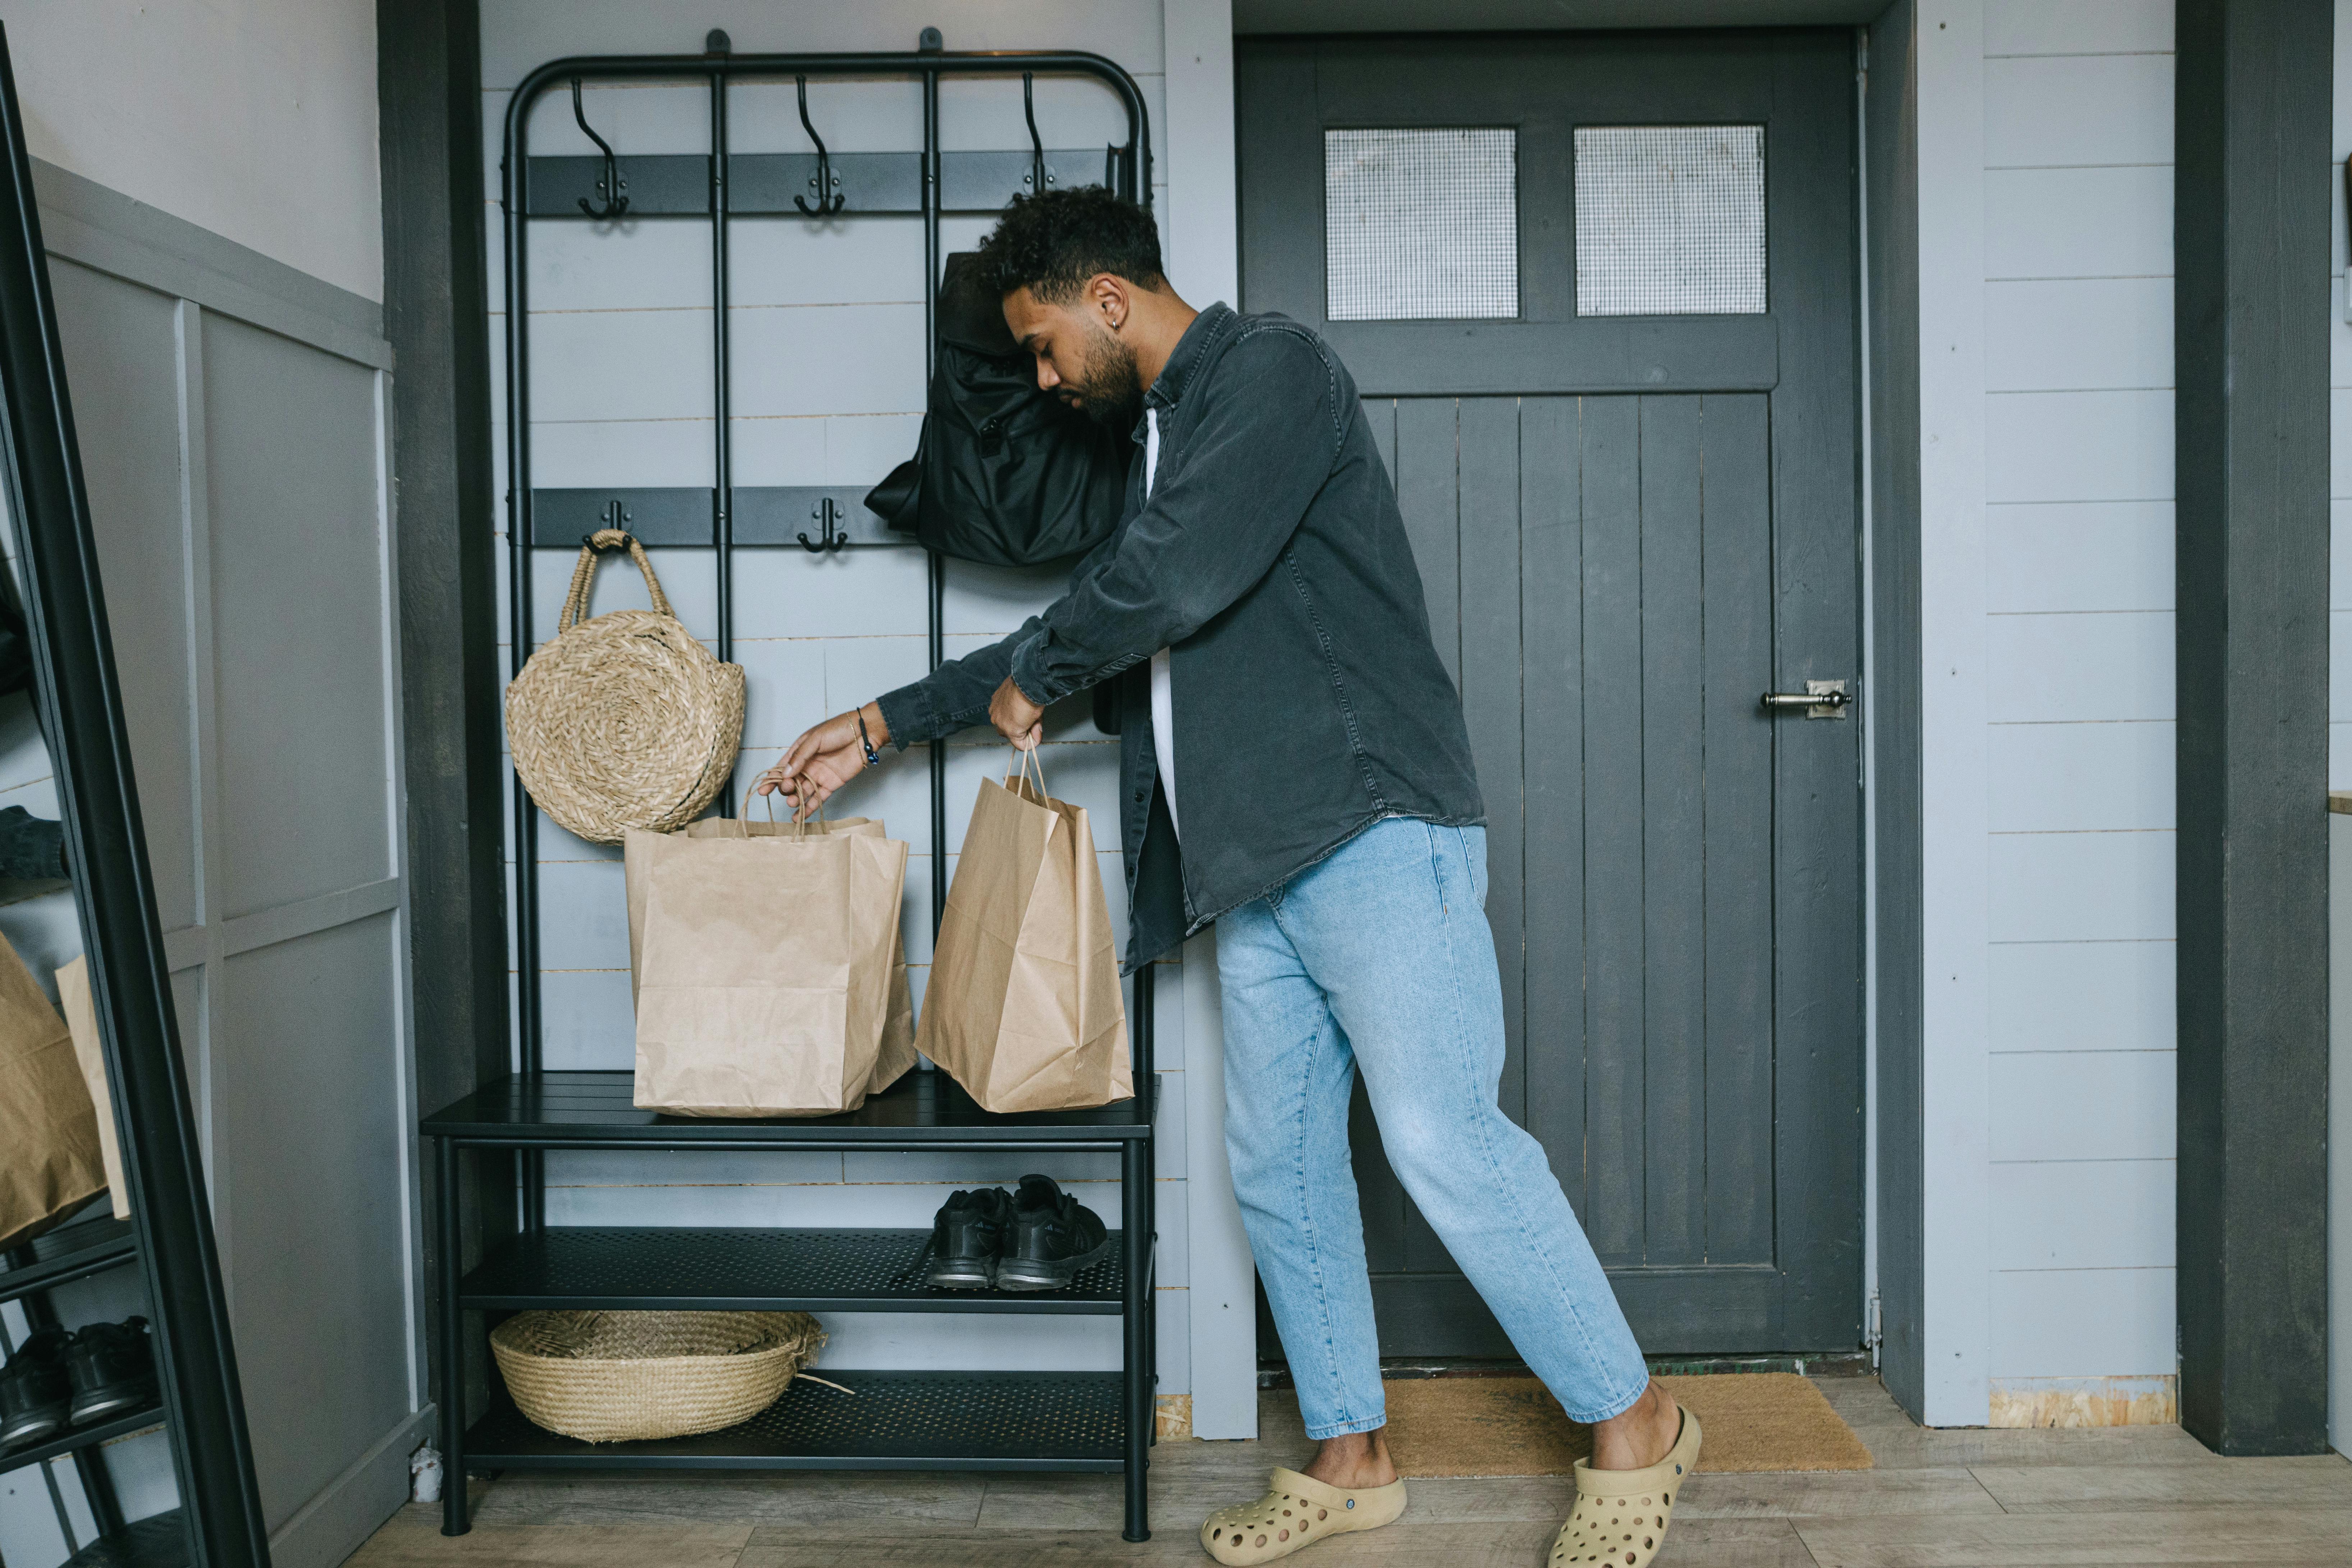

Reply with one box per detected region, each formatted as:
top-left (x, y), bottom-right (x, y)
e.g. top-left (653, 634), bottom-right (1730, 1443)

top-left (1761, 679), bottom-right (1850, 719)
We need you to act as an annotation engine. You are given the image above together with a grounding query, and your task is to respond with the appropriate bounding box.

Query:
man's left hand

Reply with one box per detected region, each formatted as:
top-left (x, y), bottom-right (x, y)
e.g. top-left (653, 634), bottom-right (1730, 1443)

top-left (989, 677), bottom-right (1045, 750)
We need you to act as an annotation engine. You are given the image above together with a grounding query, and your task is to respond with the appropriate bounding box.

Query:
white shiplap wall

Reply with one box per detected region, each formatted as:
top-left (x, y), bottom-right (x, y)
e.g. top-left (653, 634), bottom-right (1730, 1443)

top-left (480, 1), bottom-right (1196, 1402)
top-left (1979, 0), bottom-right (2178, 1392)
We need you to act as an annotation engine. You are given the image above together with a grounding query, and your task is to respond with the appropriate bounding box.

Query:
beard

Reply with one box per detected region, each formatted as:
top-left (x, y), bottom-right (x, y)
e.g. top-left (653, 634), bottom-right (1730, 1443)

top-left (1060, 326), bottom-right (1143, 431)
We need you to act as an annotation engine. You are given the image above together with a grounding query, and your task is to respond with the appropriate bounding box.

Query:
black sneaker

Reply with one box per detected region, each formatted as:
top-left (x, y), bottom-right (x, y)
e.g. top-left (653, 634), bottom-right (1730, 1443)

top-left (0, 1328), bottom-right (72, 1447)
top-left (998, 1174), bottom-right (1111, 1292)
top-left (66, 1318), bottom-right (156, 1426)
top-left (921, 1187), bottom-right (1012, 1290)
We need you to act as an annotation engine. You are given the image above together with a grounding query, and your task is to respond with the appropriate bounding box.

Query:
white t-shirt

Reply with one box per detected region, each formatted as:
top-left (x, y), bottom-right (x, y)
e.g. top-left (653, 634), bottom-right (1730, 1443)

top-left (1145, 408), bottom-right (1178, 840)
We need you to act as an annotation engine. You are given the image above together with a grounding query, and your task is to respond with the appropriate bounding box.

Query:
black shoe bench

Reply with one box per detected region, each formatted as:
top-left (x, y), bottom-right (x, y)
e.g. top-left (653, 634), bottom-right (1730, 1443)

top-left (421, 1066), bottom-right (1160, 1542)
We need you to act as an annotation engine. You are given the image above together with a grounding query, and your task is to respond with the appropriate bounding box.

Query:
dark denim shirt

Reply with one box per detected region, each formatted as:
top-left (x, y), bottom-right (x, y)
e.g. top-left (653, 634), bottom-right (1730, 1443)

top-left (877, 304), bottom-right (1482, 968)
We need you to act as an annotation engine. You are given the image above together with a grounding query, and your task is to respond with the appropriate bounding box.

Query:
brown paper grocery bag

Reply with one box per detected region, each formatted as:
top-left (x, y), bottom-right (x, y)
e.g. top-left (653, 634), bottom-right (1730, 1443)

top-left (0, 933), bottom-right (105, 1249)
top-left (56, 958), bottom-right (128, 1220)
top-left (623, 797), bottom-right (911, 1117)
top-left (920, 749), bottom-right (1131, 1113)
top-left (625, 804), bottom-right (916, 1098)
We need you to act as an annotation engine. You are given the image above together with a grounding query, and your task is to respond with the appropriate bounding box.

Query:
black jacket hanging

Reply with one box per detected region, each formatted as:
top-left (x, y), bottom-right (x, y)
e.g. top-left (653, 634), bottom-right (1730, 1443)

top-left (864, 251), bottom-right (1130, 568)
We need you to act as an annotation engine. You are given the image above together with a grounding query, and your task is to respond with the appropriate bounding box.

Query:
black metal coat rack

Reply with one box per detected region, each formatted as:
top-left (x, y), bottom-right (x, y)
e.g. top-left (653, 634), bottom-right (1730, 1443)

top-left (428, 30), bottom-right (1164, 1544)
top-left (504, 28), bottom-right (1151, 1109)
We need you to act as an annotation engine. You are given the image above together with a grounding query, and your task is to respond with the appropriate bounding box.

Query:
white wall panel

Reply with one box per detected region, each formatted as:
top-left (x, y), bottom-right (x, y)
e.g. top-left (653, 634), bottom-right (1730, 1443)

top-left (735, 639), bottom-right (833, 750)
top-left (1989, 939), bottom-right (2174, 1053)
top-left (1984, 166), bottom-right (2172, 279)
top-left (536, 861), bottom-right (632, 971)
top-left (1985, 0), bottom-right (2172, 55)
top-left (1982, 55), bottom-right (2172, 169)
top-left (1987, 720), bottom-right (2173, 832)
top-left (508, 415), bottom-right (717, 490)
top-left (538, 969), bottom-right (636, 1070)
top-left (1990, 1266), bottom-right (2175, 1378)
top-left (1986, 501), bottom-right (2172, 613)
top-left (1990, 1159), bottom-right (2175, 1270)
top-left (527, 308), bottom-right (716, 423)
top-left (1989, 1049), bottom-right (2176, 1163)
top-left (1984, 610), bottom-right (2173, 723)
top-left (727, 222), bottom-right (928, 310)
top-left (1915, 0), bottom-right (1996, 1427)
top-left (1984, 389), bottom-right (2172, 503)
top-left (729, 303), bottom-right (927, 419)
top-left (1988, 830), bottom-right (2173, 944)
top-left (1983, 279), bottom-right (2171, 391)
top-left (734, 549), bottom-right (932, 639)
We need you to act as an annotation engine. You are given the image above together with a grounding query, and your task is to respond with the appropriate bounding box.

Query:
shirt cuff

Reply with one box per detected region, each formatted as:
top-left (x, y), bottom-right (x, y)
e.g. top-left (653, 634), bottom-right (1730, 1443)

top-left (1006, 634), bottom-right (1063, 707)
top-left (874, 683), bottom-right (937, 752)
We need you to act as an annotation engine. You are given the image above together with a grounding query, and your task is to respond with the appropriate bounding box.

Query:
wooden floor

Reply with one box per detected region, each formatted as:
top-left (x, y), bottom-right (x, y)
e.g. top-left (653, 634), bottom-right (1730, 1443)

top-left (350, 1377), bottom-right (2352, 1567)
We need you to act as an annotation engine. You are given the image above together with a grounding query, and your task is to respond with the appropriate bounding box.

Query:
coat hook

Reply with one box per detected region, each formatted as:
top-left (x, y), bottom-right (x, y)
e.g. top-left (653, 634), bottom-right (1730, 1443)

top-left (798, 497), bottom-right (850, 554)
top-left (794, 78), bottom-right (846, 216)
top-left (571, 79), bottom-right (631, 219)
top-left (595, 500), bottom-right (633, 533)
top-left (1022, 73), bottom-right (1052, 198)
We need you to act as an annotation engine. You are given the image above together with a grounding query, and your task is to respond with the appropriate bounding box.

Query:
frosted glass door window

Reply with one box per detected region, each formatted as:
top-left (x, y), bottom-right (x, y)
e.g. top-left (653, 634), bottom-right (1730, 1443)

top-left (1325, 128), bottom-right (1518, 321)
top-left (1574, 125), bottom-right (1766, 316)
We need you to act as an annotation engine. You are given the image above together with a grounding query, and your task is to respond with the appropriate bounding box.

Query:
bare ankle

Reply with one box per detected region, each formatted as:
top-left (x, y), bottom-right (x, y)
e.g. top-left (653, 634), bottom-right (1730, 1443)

top-left (1589, 1379), bottom-right (1678, 1471)
top-left (1301, 1427), bottom-right (1399, 1489)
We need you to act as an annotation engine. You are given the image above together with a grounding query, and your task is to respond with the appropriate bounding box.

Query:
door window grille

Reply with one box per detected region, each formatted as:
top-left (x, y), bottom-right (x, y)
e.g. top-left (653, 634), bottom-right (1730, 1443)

top-left (1324, 128), bottom-right (1518, 321)
top-left (1574, 125), bottom-right (1766, 316)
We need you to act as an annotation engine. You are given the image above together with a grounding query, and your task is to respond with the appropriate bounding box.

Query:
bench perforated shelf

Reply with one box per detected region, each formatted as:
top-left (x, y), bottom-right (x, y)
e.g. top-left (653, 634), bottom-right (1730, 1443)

top-left (463, 1370), bottom-right (1125, 1471)
top-left (462, 1225), bottom-right (1125, 1313)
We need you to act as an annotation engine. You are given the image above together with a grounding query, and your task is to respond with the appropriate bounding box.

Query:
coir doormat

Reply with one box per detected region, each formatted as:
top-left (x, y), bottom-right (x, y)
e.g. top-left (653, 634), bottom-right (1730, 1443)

top-left (1379, 1372), bottom-right (1874, 1477)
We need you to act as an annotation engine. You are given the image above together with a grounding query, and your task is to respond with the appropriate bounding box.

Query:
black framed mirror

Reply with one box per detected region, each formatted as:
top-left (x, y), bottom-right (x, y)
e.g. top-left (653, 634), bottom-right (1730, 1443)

top-left (0, 22), bottom-right (270, 1568)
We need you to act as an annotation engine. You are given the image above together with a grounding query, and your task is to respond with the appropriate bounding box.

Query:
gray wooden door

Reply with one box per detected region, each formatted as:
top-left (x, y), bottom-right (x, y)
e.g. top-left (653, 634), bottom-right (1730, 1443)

top-left (1239, 29), bottom-right (1863, 1354)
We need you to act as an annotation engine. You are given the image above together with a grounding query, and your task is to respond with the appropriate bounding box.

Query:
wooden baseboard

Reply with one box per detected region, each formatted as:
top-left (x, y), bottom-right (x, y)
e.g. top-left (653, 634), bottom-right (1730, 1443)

top-left (1988, 1375), bottom-right (2179, 1428)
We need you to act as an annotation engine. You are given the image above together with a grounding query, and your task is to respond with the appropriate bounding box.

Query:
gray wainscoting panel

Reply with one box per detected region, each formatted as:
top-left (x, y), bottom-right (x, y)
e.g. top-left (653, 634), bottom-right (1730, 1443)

top-left (216, 915), bottom-right (412, 1525)
top-left (45, 260), bottom-right (201, 931)
top-left (201, 314), bottom-right (395, 921)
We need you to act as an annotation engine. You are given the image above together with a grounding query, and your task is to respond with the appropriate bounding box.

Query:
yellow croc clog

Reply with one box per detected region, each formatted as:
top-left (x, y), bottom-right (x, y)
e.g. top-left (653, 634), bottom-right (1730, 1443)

top-left (1199, 1466), bottom-right (1408, 1565)
top-left (1549, 1403), bottom-right (1701, 1567)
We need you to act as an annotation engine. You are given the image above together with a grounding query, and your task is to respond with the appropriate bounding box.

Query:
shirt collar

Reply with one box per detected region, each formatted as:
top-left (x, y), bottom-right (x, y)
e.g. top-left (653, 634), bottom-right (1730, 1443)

top-left (1133, 302), bottom-right (1237, 441)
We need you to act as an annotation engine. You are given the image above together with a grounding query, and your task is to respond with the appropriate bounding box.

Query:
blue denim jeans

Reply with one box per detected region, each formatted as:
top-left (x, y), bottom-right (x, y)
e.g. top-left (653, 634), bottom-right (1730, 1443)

top-left (1216, 817), bottom-right (1650, 1438)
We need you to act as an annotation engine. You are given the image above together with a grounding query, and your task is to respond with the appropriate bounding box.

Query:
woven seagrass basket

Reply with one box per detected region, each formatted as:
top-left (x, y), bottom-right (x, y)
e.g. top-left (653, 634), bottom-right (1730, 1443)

top-left (504, 529), bottom-right (745, 844)
top-left (489, 1310), bottom-right (829, 1443)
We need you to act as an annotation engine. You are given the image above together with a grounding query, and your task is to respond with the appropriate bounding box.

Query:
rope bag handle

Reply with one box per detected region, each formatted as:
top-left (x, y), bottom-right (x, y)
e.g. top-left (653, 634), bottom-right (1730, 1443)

top-left (1005, 741), bottom-right (1050, 801)
top-left (558, 528), bottom-right (675, 633)
top-left (738, 781), bottom-right (826, 839)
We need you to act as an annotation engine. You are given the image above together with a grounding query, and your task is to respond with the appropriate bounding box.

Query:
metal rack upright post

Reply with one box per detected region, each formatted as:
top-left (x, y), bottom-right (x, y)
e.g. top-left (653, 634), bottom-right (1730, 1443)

top-left (421, 32), bottom-right (1161, 1543)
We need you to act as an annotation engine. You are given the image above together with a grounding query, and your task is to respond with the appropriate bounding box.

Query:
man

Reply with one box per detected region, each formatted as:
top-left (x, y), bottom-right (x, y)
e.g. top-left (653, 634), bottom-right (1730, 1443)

top-left (759, 188), bottom-right (1698, 1567)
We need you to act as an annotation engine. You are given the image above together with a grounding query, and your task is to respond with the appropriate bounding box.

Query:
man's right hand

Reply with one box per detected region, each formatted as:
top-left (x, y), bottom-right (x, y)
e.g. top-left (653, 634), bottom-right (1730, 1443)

top-left (756, 702), bottom-right (889, 820)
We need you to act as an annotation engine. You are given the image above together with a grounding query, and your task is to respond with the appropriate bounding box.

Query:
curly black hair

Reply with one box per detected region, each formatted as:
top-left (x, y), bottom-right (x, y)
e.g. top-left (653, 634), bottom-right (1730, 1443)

top-left (977, 186), bottom-right (1165, 303)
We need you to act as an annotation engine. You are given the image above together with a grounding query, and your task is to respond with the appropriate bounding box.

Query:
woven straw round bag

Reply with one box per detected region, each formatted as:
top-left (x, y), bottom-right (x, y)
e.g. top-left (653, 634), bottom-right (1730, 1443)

top-left (505, 529), bottom-right (745, 844)
top-left (490, 1310), bottom-right (831, 1443)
